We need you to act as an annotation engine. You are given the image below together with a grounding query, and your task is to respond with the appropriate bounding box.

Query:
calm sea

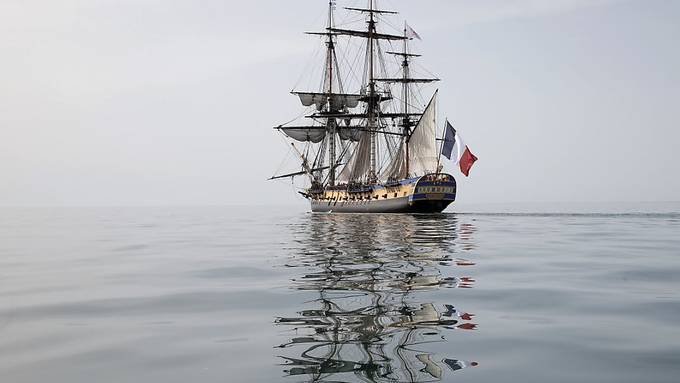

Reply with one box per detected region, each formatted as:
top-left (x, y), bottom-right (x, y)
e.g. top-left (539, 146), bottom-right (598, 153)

top-left (1, 204), bottom-right (679, 382)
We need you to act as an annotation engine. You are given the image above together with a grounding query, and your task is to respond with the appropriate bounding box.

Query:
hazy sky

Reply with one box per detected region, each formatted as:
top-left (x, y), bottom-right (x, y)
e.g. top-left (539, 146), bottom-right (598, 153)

top-left (1, 0), bottom-right (678, 207)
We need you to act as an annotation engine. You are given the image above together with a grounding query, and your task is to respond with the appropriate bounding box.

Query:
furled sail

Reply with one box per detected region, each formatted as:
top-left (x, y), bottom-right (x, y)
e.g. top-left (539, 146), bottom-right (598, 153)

top-left (338, 127), bottom-right (362, 142)
top-left (279, 127), bottom-right (326, 143)
top-left (293, 92), bottom-right (362, 111)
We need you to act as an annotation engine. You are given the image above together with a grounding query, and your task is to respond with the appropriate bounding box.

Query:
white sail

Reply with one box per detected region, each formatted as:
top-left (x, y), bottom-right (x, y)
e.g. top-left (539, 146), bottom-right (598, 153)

top-left (381, 92), bottom-right (439, 179)
top-left (295, 92), bottom-right (362, 111)
top-left (280, 127), bottom-right (326, 143)
top-left (337, 131), bottom-right (371, 182)
top-left (382, 141), bottom-right (408, 180)
top-left (338, 127), bottom-right (362, 142)
top-left (407, 92), bottom-right (439, 176)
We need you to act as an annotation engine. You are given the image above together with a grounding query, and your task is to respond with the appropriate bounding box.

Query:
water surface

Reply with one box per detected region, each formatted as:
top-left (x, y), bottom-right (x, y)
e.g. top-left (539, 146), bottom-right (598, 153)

top-left (0, 205), bottom-right (678, 382)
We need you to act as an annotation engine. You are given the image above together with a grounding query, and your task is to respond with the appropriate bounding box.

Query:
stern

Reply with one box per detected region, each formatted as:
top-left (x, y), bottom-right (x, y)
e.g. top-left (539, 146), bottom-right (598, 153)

top-left (408, 173), bottom-right (457, 213)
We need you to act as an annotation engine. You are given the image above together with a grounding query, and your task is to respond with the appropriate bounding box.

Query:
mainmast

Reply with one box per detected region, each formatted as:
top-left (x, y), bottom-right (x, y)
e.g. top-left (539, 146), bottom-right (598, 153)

top-left (367, 0), bottom-right (377, 183)
top-left (335, 1), bottom-right (405, 183)
top-left (341, 0), bottom-right (395, 183)
top-left (325, 0), bottom-right (338, 186)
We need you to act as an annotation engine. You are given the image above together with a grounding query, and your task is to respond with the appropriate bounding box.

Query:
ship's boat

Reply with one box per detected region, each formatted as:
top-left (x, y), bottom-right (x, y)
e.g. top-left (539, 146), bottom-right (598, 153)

top-left (269, 1), bottom-right (475, 213)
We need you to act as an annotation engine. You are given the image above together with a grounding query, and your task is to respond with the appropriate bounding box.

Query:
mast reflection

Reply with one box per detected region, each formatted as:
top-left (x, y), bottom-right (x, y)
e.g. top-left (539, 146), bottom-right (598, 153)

top-left (276, 214), bottom-right (478, 382)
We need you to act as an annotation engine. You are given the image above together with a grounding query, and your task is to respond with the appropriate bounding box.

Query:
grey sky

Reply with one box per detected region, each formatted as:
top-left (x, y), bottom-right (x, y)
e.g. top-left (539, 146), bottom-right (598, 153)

top-left (1, 0), bottom-right (678, 207)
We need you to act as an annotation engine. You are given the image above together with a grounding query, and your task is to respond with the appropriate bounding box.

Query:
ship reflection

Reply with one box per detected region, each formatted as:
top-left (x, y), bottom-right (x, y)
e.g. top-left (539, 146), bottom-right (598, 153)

top-left (276, 214), bottom-right (478, 382)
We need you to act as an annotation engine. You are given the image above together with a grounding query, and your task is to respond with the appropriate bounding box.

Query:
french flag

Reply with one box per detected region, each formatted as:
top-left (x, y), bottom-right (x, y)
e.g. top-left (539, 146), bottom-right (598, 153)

top-left (441, 121), bottom-right (478, 177)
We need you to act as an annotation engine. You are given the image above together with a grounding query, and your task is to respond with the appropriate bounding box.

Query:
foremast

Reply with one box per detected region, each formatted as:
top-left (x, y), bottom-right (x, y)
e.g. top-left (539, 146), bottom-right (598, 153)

top-left (275, 0), bottom-right (359, 187)
top-left (313, 0), bottom-right (342, 187)
top-left (323, 1), bottom-right (338, 186)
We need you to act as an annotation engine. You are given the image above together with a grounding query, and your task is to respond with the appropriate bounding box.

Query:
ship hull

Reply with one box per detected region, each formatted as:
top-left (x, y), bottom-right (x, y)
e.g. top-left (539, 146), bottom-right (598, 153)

top-left (311, 196), bottom-right (453, 213)
top-left (309, 173), bottom-right (456, 214)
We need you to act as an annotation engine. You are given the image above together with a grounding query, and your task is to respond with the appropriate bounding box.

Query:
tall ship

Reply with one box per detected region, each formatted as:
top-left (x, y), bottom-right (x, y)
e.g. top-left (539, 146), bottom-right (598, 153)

top-left (270, 1), bottom-right (477, 213)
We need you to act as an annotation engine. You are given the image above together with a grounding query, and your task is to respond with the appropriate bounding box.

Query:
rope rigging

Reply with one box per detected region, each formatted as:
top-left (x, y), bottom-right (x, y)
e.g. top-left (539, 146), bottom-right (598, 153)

top-left (272, 0), bottom-right (443, 186)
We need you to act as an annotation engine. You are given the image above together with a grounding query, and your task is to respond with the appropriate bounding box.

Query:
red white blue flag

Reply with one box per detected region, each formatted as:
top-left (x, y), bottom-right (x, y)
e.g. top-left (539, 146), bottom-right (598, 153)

top-left (441, 120), bottom-right (478, 177)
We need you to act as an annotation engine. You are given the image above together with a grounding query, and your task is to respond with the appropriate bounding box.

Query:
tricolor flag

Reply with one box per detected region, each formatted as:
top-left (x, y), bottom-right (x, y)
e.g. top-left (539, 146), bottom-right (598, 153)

top-left (405, 22), bottom-right (422, 40)
top-left (442, 120), bottom-right (478, 177)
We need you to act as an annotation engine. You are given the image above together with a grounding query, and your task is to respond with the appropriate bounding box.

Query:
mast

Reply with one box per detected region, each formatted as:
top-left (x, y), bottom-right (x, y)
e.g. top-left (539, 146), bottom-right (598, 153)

top-left (325, 0), bottom-right (337, 186)
top-left (383, 24), bottom-right (440, 180)
top-left (276, 1), bottom-right (415, 185)
top-left (402, 24), bottom-right (411, 177)
top-left (368, 0), bottom-right (377, 183)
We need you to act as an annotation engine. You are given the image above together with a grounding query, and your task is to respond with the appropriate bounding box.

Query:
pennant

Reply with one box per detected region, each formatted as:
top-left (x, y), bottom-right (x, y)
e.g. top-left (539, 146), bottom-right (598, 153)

top-left (405, 22), bottom-right (422, 40)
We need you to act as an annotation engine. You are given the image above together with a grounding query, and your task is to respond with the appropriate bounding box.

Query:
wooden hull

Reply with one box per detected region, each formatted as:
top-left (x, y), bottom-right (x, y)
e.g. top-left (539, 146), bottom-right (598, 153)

top-left (311, 196), bottom-right (453, 213)
top-left (309, 173), bottom-right (456, 214)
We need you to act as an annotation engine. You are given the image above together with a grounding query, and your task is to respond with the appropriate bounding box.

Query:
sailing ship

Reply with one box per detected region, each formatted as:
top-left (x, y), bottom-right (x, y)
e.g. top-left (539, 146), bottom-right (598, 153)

top-left (270, 1), bottom-right (476, 213)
